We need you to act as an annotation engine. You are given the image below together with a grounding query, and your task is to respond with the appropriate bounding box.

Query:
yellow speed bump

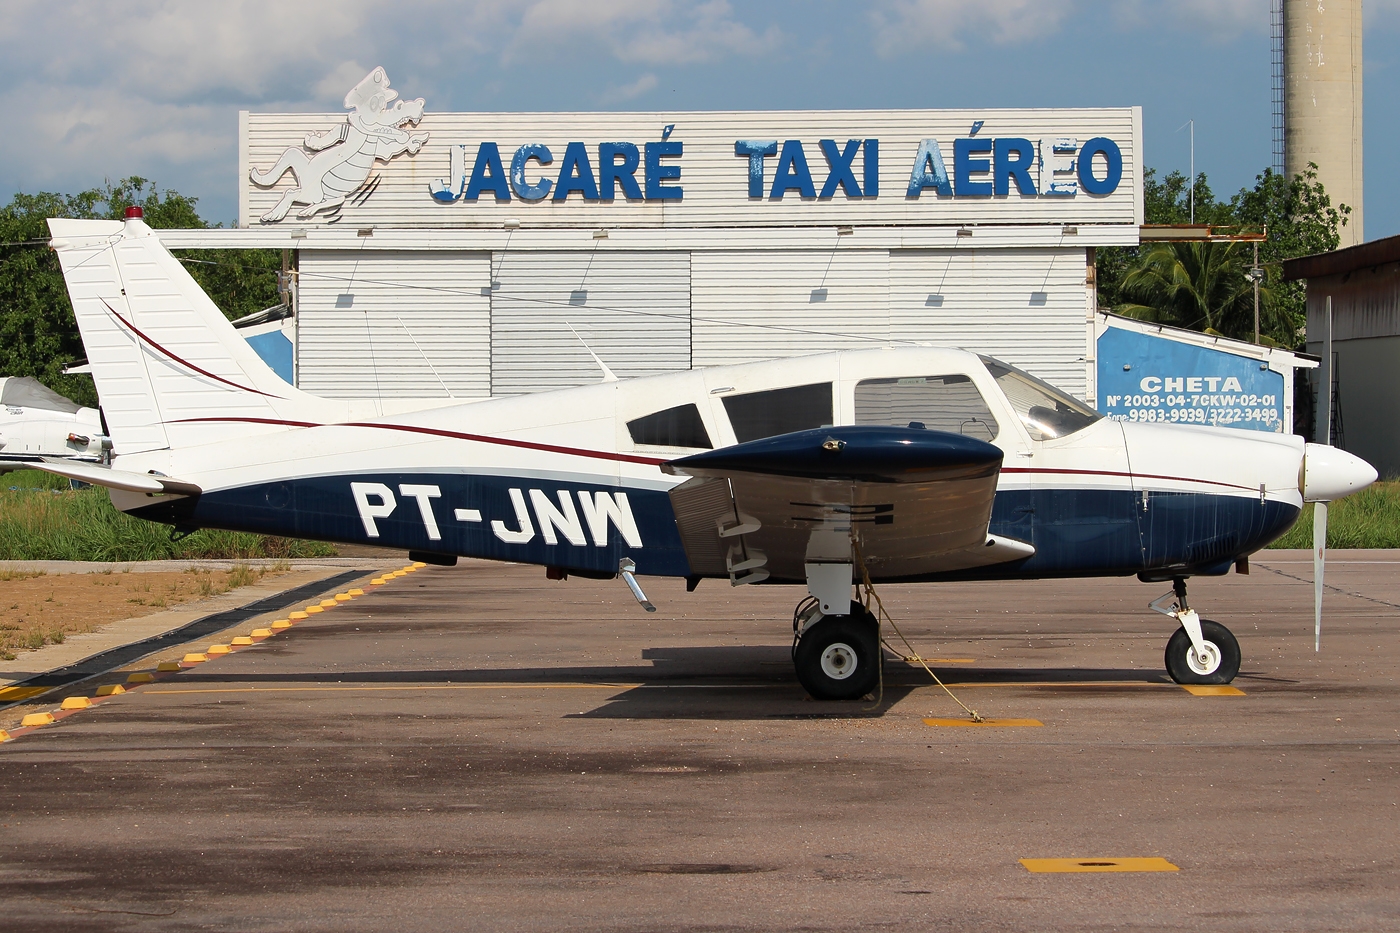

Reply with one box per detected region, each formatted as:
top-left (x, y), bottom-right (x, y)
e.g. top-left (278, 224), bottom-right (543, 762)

top-left (305, 605), bottom-right (324, 614)
top-left (0, 729), bottom-right (10, 742)
top-left (334, 593), bottom-right (352, 602)
top-left (95, 684), bottom-right (125, 697)
top-left (412, 562), bottom-right (427, 569)
top-left (924, 718), bottom-right (1043, 728)
top-left (348, 588), bottom-right (364, 596)
top-left (289, 611), bottom-right (309, 620)
top-left (20, 712), bottom-right (54, 728)
top-left (318, 599), bottom-right (338, 609)
top-left (1181, 685), bottom-right (1246, 696)
top-left (127, 672), bottom-right (156, 684)
top-left (1020, 857), bottom-right (1179, 873)
top-left (390, 571), bottom-right (406, 578)
top-left (207, 644), bottom-right (232, 655)
top-left (156, 661), bottom-right (183, 673)
top-left (60, 696), bottom-right (91, 710)
top-left (370, 578), bottom-right (386, 585)
top-left (251, 628), bottom-right (273, 638)
top-left (230, 636), bottom-right (254, 647)
top-left (271, 620), bottom-right (292, 629)
top-left (181, 653), bottom-right (208, 665)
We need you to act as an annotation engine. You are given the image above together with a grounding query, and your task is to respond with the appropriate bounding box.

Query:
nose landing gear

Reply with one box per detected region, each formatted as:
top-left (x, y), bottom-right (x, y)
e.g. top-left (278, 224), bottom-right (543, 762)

top-left (1153, 577), bottom-right (1241, 685)
top-left (791, 597), bottom-right (881, 700)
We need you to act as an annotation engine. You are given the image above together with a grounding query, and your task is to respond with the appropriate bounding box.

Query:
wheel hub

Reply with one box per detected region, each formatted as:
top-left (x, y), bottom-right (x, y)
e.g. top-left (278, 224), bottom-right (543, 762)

top-left (1186, 640), bottom-right (1222, 676)
top-left (820, 642), bottom-right (858, 680)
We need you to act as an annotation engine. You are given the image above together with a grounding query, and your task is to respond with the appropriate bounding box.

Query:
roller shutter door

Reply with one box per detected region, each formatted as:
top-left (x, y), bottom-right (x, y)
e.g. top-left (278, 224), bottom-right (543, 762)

top-left (890, 247), bottom-right (1089, 397)
top-left (296, 250), bottom-right (491, 399)
top-left (490, 250), bottom-right (690, 396)
top-left (691, 249), bottom-right (891, 368)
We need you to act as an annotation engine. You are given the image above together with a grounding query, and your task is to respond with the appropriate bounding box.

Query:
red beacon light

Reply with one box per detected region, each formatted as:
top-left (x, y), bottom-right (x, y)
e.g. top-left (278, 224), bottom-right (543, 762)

top-left (125, 206), bottom-right (143, 219)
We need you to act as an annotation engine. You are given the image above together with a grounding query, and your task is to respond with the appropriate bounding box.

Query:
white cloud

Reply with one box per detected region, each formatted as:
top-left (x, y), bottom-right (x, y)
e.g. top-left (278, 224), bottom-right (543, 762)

top-left (599, 72), bottom-right (660, 104)
top-left (870, 0), bottom-right (1076, 57)
top-left (1111, 0), bottom-right (1269, 41)
top-left (505, 0), bottom-right (780, 65)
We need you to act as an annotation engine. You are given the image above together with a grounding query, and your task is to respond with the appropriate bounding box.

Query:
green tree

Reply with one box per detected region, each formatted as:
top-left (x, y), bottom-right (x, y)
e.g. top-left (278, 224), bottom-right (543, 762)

top-left (0, 178), bottom-right (282, 408)
top-left (1096, 163), bottom-right (1349, 349)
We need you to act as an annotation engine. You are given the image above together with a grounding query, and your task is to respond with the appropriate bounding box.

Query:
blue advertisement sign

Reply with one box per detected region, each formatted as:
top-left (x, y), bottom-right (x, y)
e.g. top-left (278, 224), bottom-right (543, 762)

top-left (1096, 327), bottom-right (1285, 432)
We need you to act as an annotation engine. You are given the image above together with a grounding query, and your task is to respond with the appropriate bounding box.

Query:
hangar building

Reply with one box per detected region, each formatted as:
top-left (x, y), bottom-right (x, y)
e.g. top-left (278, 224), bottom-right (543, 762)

top-left (157, 78), bottom-right (1142, 406)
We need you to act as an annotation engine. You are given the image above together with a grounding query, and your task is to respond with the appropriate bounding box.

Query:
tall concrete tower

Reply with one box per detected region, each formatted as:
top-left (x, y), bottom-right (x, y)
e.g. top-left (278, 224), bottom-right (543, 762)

top-left (1284, 0), bottom-right (1364, 246)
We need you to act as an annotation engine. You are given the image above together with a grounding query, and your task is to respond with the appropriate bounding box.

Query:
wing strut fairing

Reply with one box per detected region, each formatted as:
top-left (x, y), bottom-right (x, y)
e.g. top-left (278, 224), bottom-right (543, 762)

top-left (662, 426), bottom-right (1034, 598)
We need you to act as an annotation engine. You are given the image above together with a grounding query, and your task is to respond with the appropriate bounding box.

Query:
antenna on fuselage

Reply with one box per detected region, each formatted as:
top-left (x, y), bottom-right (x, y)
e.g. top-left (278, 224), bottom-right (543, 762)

top-left (566, 323), bottom-right (618, 383)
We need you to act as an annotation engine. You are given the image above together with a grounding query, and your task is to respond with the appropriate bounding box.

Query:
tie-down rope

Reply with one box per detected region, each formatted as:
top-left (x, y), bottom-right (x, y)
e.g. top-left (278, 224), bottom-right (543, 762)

top-left (851, 538), bottom-right (983, 723)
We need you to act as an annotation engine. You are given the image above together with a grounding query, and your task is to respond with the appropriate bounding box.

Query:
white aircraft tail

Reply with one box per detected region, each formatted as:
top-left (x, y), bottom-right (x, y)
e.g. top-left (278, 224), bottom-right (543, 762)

top-left (48, 212), bottom-right (450, 455)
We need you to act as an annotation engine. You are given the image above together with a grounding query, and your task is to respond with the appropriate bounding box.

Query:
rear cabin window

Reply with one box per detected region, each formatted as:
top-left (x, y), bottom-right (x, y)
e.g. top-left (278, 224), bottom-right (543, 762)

top-left (626, 404), bottom-right (713, 449)
top-left (854, 375), bottom-right (999, 442)
top-left (722, 383), bottom-right (834, 443)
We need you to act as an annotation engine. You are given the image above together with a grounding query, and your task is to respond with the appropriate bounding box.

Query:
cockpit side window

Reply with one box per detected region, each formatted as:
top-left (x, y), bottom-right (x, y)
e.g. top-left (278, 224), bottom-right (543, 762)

top-left (980, 356), bottom-right (1101, 441)
top-left (627, 403), bottom-right (713, 449)
top-left (722, 382), bottom-right (833, 443)
top-left (854, 375), bottom-right (998, 441)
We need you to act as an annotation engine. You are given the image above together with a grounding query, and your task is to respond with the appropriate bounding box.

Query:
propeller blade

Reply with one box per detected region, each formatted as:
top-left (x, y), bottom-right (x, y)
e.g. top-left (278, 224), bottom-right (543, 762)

top-left (1313, 500), bottom-right (1328, 652)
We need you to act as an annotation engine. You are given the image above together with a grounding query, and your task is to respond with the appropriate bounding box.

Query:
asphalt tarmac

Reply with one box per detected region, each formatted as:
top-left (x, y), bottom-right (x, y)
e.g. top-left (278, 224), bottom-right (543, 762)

top-left (1, 551), bottom-right (1397, 932)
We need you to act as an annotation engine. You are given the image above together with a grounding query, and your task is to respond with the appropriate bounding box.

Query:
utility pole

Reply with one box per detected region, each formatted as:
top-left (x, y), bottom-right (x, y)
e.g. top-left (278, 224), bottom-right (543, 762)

top-left (1178, 119), bottom-right (1195, 223)
top-left (1252, 240), bottom-right (1261, 344)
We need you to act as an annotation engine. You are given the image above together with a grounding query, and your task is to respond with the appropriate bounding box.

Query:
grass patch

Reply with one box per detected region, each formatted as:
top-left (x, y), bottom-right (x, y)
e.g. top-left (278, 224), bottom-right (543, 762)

top-left (0, 563), bottom-right (289, 658)
top-left (1269, 480), bottom-right (1400, 549)
top-left (0, 476), bottom-right (336, 561)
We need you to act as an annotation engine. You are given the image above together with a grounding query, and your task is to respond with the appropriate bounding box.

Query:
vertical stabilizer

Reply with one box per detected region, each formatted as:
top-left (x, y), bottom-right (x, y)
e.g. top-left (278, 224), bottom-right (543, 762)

top-left (49, 212), bottom-right (326, 454)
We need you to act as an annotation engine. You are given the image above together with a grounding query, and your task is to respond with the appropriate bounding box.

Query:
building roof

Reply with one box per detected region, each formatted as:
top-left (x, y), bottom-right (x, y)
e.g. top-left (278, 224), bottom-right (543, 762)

top-left (1283, 233), bottom-right (1400, 281)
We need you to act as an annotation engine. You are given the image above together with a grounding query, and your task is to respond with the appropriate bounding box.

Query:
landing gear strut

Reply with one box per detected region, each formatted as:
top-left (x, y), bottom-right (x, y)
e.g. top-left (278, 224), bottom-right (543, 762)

top-left (791, 598), bottom-right (881, 701)
top-left (1154, 577), bottom-right (1241, 685)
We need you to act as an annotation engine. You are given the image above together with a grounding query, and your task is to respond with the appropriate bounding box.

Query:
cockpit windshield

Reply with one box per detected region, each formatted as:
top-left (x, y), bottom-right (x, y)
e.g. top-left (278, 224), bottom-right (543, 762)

top-left (980, 356), bottom-right (1101, 441)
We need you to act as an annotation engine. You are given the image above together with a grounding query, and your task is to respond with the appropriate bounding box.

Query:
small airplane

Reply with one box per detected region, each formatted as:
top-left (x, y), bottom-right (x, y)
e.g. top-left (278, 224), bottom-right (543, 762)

top-left (0, 376), bottom-right (109, 463)
top-left (6, 209), bottom-right (1376, 700)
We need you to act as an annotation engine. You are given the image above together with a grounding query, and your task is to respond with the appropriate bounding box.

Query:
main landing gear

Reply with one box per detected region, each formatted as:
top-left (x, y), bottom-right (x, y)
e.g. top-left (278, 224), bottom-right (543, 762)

top-left (792, 597), bottom-right (881, 701)
top-left (1153, 577), bottom-right (1241, 685)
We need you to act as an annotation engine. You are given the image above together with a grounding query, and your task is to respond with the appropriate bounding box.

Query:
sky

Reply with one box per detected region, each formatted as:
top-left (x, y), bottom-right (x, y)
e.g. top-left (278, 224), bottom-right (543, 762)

top-left (2, 0), bottom-right (1398, 238)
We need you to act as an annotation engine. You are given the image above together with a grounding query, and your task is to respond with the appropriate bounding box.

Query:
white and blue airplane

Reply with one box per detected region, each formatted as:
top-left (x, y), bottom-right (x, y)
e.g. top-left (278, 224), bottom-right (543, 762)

top-left (5, 209), bottom-right (1376, 700)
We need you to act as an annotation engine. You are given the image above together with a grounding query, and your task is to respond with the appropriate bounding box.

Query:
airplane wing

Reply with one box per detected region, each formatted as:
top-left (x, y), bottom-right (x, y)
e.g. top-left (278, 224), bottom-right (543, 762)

top-left (0, 456), bottom-right (200, 497)
top-left (661, 425), bottom-right (1033, 586)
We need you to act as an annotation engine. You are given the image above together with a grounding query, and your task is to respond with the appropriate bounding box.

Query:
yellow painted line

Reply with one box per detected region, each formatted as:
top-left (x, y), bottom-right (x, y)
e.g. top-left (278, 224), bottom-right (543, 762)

top-left (0, 686), bottom-right (49, 703)
top-left (146, 683), bottom-right (646, 695)
top-left (1020, 857), bottom-right (1179, 873)
top-left (1180, 685), bottom-right (1246, 696)
top-left (924, 718), bottom-right (1043, 727)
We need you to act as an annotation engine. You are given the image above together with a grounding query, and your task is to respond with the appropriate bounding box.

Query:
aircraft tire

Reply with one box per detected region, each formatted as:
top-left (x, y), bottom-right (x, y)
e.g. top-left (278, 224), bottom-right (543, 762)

top-left (793, 608), bottom-right (880, 701)
top-left (1164, 619), bottom-right (1241, 685)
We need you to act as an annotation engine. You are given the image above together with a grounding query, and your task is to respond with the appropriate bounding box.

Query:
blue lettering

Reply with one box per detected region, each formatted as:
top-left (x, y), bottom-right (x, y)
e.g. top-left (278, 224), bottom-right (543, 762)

top-left (510, 144), bottom-right (553, 201)
top-left (818, 139), bottom-right (863, 198)
top-left (553, 141), bottom-right (599, 201)
top-left (906, 139), bottom-right (951, 197)
top-left (1078, 137), bottom-right (1123, 195)
top-left (644, 141), bottom-right (683, 200)
top-left (599, 142), bottom-right (643, 200)
top-left (954, 138), bottom-right (992, 196)
top-left (770, 139), bottom-right (815, 199)
top-left (430, 144), bottom-right (467, 202)
top-left (993, 137), bottom-right (1037, 196)
top-left (465, 142), bottom-right (511, 201)
top-left (735, 140), bottom-right (777, 198)
top-left (864, 139), bottom-right (879, 197)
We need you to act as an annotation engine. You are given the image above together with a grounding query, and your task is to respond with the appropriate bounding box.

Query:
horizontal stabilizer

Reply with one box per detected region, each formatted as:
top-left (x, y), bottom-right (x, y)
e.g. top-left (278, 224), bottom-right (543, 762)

top-left (0, 457), bottom-right (200, 496)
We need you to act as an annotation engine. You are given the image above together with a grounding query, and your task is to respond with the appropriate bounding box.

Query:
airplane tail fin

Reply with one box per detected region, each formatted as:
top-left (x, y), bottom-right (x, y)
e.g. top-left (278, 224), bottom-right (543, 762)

top-left (49, 212), bottom-right (327, 454)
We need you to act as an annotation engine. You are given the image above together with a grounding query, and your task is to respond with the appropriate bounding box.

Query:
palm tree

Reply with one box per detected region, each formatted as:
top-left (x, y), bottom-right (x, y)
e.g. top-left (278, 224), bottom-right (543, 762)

top-left (1115, 241), bottom-right (1282, 344)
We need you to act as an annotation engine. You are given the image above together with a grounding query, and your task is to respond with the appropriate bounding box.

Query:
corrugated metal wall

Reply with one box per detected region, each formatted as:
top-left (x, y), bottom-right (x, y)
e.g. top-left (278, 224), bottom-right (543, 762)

top-left (297, 250), bottom-right (490, 399)
top-left (891, 248), bottom-right (1089, 396)
top-left (489, 250), bottom-right (690, 395)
